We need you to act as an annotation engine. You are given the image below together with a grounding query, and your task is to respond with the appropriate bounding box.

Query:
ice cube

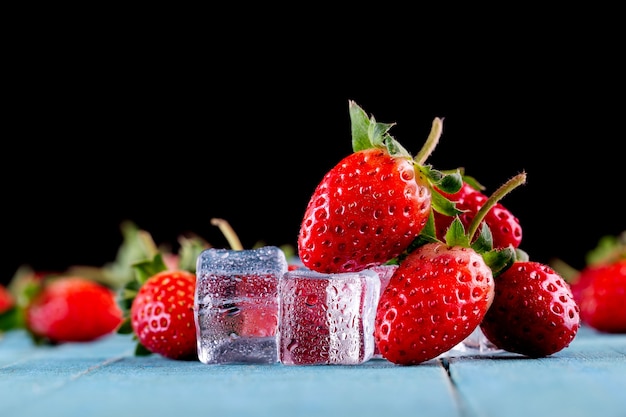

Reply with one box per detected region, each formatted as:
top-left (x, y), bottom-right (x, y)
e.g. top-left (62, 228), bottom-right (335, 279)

top-left (194, 246), bottom-right (288, 364)
top-left (368, 264), bottom-right (398, 359)
top-left (369, 264), bottom-right (397, 294)
top-left (278, 268), bottom-right (380, 365)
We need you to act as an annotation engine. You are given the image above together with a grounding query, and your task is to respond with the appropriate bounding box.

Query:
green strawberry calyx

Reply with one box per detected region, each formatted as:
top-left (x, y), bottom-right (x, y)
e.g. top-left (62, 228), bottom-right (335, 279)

top-left (348, 100), bottom-right (464, 215)
top-left (585, 231), bottom-right (626, 266)
top-left (397, 171), bottom-right (528, 276)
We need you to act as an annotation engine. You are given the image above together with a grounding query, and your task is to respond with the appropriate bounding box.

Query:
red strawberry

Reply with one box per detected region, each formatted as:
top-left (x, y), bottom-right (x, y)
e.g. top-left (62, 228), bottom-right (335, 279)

top-left (551, 232), bottom-right (625, 334)
top-left (576, 259), bottom-right (626, 333)
top-left (567, 265), bottom-right (600, 304)
top-left (375, 242), bottom-right (495, 365)
top-left (0, 284), bottom-right (13, 314)
top-left (25, 276), bottom-right (123, 343)
top-left (299, 147), bottom-right (432, 273)
top-left (298, 101), bottom-right (450, 274)
top-left (480, 261), bottom-right (580, 357)
top-left (130, 269), bottom-right (197, 360)
top-left (434, 181), bottom-right (522, 249)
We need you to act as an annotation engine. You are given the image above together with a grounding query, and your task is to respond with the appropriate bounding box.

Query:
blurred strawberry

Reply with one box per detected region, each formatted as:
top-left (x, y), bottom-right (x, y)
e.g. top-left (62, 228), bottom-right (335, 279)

top-left (25, 276), bottom-right (123, 343)
top-left (577, 260), bottom-right (626, 333)
top-left (1, 267), bottom-right (60, 335)
top-left (0, 284), bottom-right (13, 314)
top-left (551, 231), bottom-right (626, 333)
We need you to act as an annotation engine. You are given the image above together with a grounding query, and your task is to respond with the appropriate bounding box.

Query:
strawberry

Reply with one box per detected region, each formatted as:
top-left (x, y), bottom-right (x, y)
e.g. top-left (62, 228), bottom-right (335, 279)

top-left (551, 232), bottom-right (626, 333)
top-left (126, 258), bottom-right (198, 360)
top-left (576, 260), bottom-right (626, 333)
top-left (434, 180), bottom-right (522, 249)
top-left (298, 100), bottom-right (461, 274)
top-left (25, 276), bottom-right (123, 343)
top-left (374, 172), bottom-right (526, 365)
top-left (0, 284), bottom-right (13, 314)
top-left (375, 240), bottom-right (496, 365)
top-left (480, 261), bottom-right (580, 357)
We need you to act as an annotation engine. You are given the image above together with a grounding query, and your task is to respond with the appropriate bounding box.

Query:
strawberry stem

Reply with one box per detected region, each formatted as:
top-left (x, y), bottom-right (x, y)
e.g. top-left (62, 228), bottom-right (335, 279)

top-left (413, 117), bottom-right (444, 165)
top-left (467, 171), bottom-right (527, 243)
top-left (211, 218), bottom-right (244, 250)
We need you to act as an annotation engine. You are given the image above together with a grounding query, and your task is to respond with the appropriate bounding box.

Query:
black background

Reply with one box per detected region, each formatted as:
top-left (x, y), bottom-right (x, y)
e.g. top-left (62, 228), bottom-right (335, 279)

top-left (3, 19), bottom-right (624, 285)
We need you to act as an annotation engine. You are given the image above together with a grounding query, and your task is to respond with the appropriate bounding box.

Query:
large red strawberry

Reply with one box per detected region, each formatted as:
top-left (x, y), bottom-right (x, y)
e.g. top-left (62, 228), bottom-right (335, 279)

top-left (298, 101), bottom-right (456, 274)
top-left (480, 261), bottom-right (580, 357)
top-left (129, 267), bottom-right (197, 360)
top-left (375, 241), bottom-right (496, 365)
top-left (25, 276), bottom-right (123, 343)
top-left (434, 181), bottom-right (522, 249)
top-left (299, 147), bottom-right (431, 273)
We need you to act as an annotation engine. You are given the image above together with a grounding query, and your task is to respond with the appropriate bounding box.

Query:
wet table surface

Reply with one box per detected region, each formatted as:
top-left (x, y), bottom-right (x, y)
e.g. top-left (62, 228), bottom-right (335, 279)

top-left (1, 326), bottom-right (625, 417)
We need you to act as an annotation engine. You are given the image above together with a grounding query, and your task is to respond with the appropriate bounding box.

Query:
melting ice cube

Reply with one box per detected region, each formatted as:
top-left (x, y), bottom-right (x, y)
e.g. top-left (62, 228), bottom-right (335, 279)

top-left (194, 246), bottom-right (288, 364)
top-left (278, 268), bottom-right (380, 365)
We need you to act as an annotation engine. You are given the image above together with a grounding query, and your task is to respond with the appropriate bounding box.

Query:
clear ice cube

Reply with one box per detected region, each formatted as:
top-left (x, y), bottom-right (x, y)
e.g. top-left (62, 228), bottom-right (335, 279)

top-left (194, 246), bottom-right (288, 364)
top-left (368, 264), bottom-right (398, 359)
top-left (278, 268), bottom-right (380, 366)
top-left (369, 264), bottom-right (397, 294)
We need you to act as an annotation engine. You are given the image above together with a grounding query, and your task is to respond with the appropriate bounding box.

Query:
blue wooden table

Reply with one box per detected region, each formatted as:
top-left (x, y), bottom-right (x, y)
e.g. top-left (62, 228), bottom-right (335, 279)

top-left (1, 326), bottom-right (625, 417)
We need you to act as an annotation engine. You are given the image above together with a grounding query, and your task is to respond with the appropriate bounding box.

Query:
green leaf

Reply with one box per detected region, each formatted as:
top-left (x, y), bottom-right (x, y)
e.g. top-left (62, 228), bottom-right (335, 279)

top-left (471, 223), bottom-right (494, 253)
top-left (349, 100), bottom-right (411, 158)
top-left (116, 317), bottom-right (133, 335)
top-left (431, 190), bottom-right (464, 217)
top-left (99, 221), bottom-right (160, 290)
top-left (383, 134), bottom-right (412, 158)
top-left (461, 175), bottom-right (485, 192)
top-left (177, 234), bottom-right (208, 273)
top-left (0, 307), bottom-right (23, 332)
top-left (483, 246), bottom-right (517, 277)
top-left (434, 170), bottom-right (463, 194)
top-left (134, 342), bottom-right (153, 356)
top-left (132, 253), bottom-right (168, 285)
top-left (445, 217), bottom-right (470, 247)
top-left (420, 211), bottom-right (437, 242)
top-left (586, 231), bottom-right (626, 266)
top-left (368, 119), bottom-right (394, 148)
top-left (419, 166), bottom-right (463, 216)
top-left (515, 248), bottom-right (530, 262)
top-left (349, 100), bottom-right (374, 152)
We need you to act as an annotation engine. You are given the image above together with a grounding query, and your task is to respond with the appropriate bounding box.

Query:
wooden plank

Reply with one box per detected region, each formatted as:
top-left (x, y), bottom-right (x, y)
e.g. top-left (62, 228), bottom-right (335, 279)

top-left (448, 326), bottom-right (626, 417)
top-left (0, 331), bottom-right (458, 417)
top-left (0, 330), bottom-right (40, 366)
top-left (3, 326), bottom-right (625, 417)
top-left (0, 331), bottom-right (134, 415)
